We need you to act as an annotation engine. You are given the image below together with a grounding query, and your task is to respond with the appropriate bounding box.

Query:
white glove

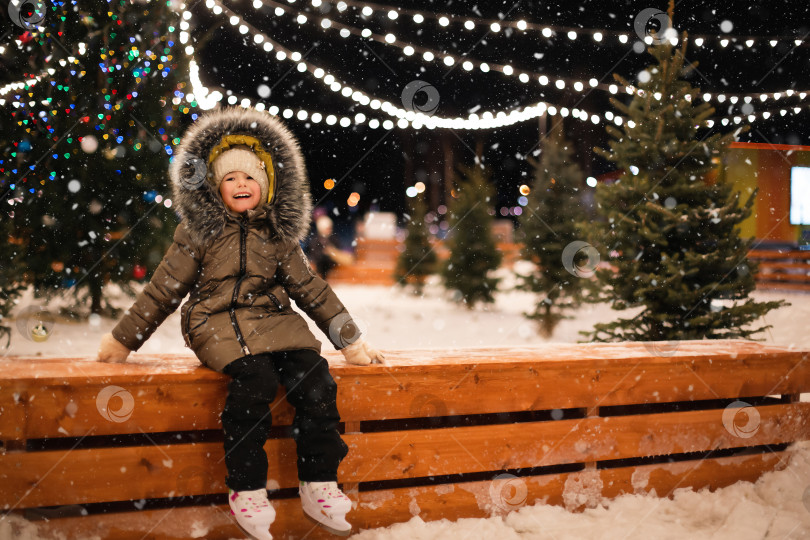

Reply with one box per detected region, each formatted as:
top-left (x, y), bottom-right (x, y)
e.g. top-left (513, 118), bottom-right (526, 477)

top-left (341, 339), bottom-right (385, 365)
top-left (96, 332), bottom-right (132, 363)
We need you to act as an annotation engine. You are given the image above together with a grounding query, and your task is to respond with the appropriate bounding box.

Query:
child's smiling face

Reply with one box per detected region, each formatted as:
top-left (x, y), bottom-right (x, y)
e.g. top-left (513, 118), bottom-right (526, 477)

top-left (219, 170), bottom-right (262, 213)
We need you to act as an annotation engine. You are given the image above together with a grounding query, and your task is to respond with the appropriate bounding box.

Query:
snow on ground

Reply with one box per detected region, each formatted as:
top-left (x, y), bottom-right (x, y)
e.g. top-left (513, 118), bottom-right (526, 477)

top-left (5, 267), bottom-right (810, 357)
top-left (2, 274), bottom-right (809, 539)
top-left (349, 441), bottom-right (810, 540)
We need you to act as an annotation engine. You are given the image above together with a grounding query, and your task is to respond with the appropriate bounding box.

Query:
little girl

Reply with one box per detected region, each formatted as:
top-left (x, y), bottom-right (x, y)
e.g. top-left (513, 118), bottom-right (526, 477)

top-left (96, 106), bottom-right (385, 539)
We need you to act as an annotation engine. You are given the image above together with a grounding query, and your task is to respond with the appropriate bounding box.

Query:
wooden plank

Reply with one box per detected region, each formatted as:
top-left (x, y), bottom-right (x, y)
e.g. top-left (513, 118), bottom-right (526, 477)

top-left (4, 403), bottom-right (808, 508)
top-left (10, 380), bottom-right (294, 439)
top-left (14, 451), bottom-right (787, 540)
top-left (0, 384), bottom-right (27, 443)
top-left (584, 406), bottom-right (600, 470)
top-left (0, 507), bottom-right (248, 540)
top-left (755, 261), bottom-right (810, 270)
top-left (749, 249), bottom-right (810, 260)
top-left (333, 349), bottom-right (810, 421)
top-left (2, 343), bottom-right (809, 439)
top-left (342, 421), bottom-right (363, 500)
top-left (755, 281), bottom-right (810, 291)
top-left (350, 452), bottom-right (788, 528)
top-left (1, 442), bottom-right (240, 509)
top-left (328, 266), bottom-right (395, 285)
top-left (7, 341), bottom-right (807, 379)
top-left (338, 403), bottom-right (810, 483)
top-left (755, 272), bottom-right (810, 282)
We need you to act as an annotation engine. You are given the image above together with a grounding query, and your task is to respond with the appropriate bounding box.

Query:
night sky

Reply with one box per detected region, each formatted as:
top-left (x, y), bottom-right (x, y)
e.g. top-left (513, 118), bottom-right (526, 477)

top-left (190, 0), bottom-right (810, 226)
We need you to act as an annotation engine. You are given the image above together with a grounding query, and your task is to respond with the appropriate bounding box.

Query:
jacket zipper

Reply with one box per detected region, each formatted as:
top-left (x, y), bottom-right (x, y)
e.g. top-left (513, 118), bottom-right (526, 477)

top-left (229, 215), bottom-right (252, 357)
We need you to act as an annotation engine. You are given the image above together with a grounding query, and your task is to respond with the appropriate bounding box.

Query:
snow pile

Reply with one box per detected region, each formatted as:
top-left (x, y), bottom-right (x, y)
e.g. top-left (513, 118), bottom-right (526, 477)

top-left (350, 441), bottom-right (810, 539)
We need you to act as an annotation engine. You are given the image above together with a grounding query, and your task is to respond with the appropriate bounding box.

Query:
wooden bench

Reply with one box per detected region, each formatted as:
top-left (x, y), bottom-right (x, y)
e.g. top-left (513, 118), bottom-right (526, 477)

top-left (749, 249), bottom-right (810, 291)
top-left (329, 242), bottom-right (804, 291)
top-left (327, 238), bottom-right (399, 285)
top-left (328, 238), bottom-right (523, 285)
top-left (1, 341), bottom-right (809, 539)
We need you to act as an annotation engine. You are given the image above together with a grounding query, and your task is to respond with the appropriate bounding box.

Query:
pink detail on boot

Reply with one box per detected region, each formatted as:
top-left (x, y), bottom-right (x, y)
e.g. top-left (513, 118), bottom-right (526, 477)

top-left (231, 493), bottom-right (239, 502)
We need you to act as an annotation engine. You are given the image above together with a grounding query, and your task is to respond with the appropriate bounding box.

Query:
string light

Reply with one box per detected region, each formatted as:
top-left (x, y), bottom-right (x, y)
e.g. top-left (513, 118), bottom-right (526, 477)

top-left (0, 75), bottom-right (45, 100)
top-left (313, 0), bottom-right (810, 49)
top-left (254, 0), bottom-right (605, 93)
top-left (175, 5), bottom-right (809, 131)
top-left (207, 0), bottom-right (639, 129)
top-left (242, 0), bottom-right (809, 106)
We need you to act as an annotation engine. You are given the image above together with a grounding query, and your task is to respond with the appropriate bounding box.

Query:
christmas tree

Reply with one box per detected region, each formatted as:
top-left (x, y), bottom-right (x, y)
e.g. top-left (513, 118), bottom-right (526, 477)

top-left (394, 195), bottom-right (437, 294)
top-left (585, 27), bottom-right (786, 342)
top-left (517, 124), bottom-right (592, 336)
top-left (441, 161), bottom-right (502, 308)
top-left (1, 0), bottom-right (197, 319)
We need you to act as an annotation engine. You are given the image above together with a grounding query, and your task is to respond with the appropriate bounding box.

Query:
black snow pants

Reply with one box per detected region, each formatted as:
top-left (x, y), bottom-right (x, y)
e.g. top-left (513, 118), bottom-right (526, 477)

top-left (220, 349), bottom-right (349, 491)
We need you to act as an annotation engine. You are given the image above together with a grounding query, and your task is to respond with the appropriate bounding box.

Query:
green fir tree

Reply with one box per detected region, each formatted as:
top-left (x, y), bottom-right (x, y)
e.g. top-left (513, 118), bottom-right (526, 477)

top-left (441, 162), bottom-right (502, 308)
top-left (584, 34), bottom-right (786, 342)
top-left (517, 125), bottom-right (592, 337)
top-left (394, 195), bottom-right (437, 294)
top-left (1, 0), bottom-right (200, 321)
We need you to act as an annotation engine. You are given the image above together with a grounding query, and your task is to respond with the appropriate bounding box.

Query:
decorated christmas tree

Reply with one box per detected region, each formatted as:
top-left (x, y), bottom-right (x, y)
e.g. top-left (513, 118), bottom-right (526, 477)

top-left (1, 0), bottom-right (196, 319)
top-left (517, 124), bottom-right (592, 336)
top-left (441, 161), bottom-right (502, 308)
top-left (585, 26), bottom-right (786, 342)
top-left (394, 195), bottom-right (437, 294)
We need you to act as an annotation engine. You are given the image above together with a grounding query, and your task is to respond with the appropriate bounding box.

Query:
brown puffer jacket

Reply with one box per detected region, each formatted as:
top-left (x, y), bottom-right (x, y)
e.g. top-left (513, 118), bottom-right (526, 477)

top-left (111, 107), bottom-right (361, 372)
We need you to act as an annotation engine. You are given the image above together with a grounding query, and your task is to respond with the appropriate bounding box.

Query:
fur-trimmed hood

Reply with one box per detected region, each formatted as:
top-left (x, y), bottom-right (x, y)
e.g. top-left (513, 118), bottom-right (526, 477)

top-left (169, 106), bottom-right (313, 246)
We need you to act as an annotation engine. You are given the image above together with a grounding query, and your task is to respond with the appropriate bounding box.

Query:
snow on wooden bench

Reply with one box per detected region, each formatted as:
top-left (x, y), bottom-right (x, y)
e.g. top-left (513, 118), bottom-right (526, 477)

top-left (1, 341), bottom-right (809, 539)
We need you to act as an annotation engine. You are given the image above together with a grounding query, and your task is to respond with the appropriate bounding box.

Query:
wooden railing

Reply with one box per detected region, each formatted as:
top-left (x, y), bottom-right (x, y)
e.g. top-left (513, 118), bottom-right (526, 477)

top-left (327, 238), bottom-right (522, 285)
top-left (329, 240), bottom-right (810, 292)
top-left (749, 249), bottom-right (810, 291)
top-left (1, 341), bottom-right (809, 539)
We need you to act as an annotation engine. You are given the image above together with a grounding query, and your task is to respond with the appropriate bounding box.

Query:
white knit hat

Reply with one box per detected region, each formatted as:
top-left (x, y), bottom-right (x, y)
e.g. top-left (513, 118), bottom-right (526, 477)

top-left (210, 146), bottom-right (270, 205)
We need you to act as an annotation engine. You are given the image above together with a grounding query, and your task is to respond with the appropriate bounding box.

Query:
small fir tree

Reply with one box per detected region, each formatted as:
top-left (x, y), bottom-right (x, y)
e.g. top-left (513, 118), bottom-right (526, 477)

top-left (441, 162), bottom-right (502, 308)
top-left (584, 27), bottom-right (786, 342)
top-left (394, 195), bottom-right (437, 294)
top-left (517, 125), bottom-right (592, 336)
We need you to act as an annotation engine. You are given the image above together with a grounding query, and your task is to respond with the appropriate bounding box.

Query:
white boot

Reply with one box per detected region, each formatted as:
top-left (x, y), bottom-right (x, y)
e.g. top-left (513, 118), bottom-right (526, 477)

top-left (299, 481), bottom-right (353, 536)
top-left (228, 488), bottom-right (275, 540)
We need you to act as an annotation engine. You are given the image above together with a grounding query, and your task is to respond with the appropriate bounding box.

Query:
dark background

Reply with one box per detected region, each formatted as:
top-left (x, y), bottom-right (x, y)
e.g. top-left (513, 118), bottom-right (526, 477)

top-left (191, 0), bottom-right (810, 227)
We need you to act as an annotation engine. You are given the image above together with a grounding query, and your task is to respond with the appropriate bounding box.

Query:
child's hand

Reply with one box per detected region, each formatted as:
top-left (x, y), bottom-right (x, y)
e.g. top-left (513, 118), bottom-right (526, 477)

top-left (341, 339), bottom-right (386, 366)
top-left (96, 333), bottom-right (132, 363)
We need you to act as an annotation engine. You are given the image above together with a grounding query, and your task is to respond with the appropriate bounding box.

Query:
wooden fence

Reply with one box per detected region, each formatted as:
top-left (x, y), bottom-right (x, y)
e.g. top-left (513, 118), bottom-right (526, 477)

top-left (1, 341), bottom-right (809, 539)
